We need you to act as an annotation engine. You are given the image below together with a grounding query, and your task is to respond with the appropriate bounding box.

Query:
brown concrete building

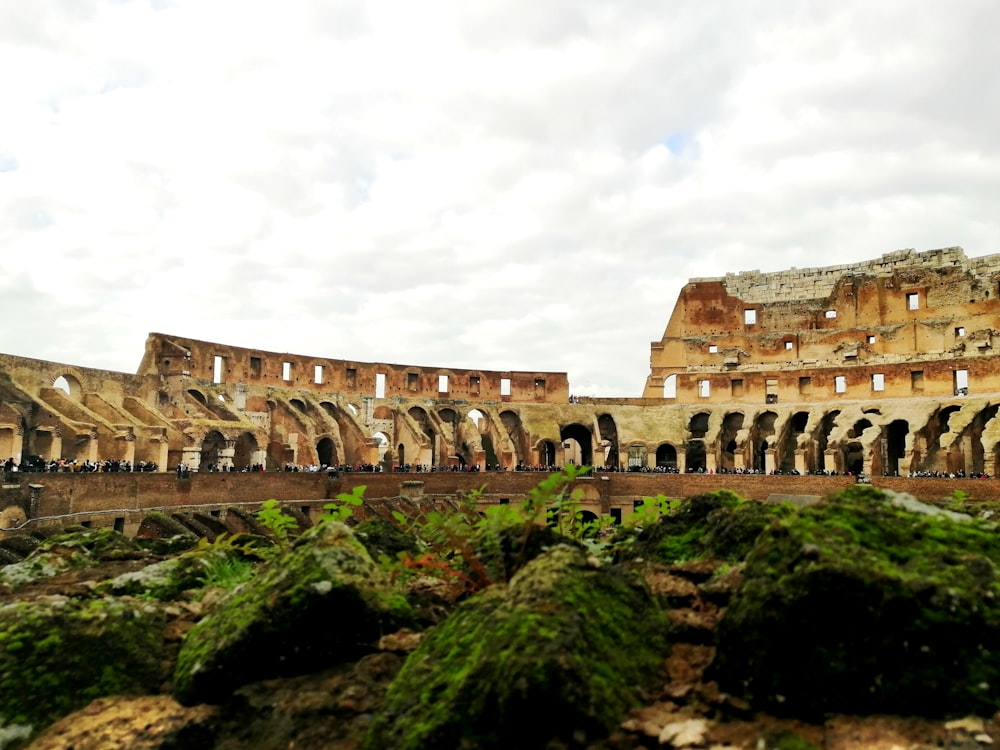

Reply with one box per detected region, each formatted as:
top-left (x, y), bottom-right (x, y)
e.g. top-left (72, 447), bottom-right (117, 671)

top-left (3, 246), bottom-right (1000, 532)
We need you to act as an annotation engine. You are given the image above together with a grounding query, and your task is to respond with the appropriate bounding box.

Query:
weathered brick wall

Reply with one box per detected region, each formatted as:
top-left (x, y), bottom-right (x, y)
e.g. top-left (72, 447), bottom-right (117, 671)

top-left (22, 470), bottom-right (992, 519)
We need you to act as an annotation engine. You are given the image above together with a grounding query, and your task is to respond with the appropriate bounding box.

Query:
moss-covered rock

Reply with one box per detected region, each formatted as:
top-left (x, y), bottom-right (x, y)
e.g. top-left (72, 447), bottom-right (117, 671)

top-left (352, 517), bottom-right (423, 562)
top-left (36, 528), bottom-right (144, 560)
top-left (172, 522), bottom-right (413, 705)
top-left (615, 490), bottom-right (790, 564)
top-left (94, 546), bottom-right (253, 600)
top-left (712, 486), bottom-right (1000, 718)
top-left (365, 544), bottom-right (670, 749)
top-left (0, 596), bottom-right (166, 730)
top-left (469, 521), bottom-right (584, 584)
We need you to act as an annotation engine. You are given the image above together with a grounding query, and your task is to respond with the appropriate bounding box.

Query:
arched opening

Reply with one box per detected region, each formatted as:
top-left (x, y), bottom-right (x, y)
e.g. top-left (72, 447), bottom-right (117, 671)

top-left (233, 432), bottom-right (259, 469)
top-left (663, 374), bottom-right (677, 399)
top-left (656, 444), bottom-right (677, 470)
top-left (560, 423), bottom-right (593, 466)
top-left (290, 398), bottom-right (307, 413)
top-left (686, 441), bottom-right (706, 472)
top-left (397, 443), bottom-right (405, 466)
top-left (816, 410), bottom-right (840, 472)
top-left (753, 412), bottom-right (778, 472)
top-left (844, 441), bottom-right (864, 475)
top-left (372, 432), bottom-right (390, 465)
top-left (886, 420), bottom-right (908, 476)
top-left (347, 403), bottom-right (359, 416)
top-left (627, 444), bottom-right (647, 471)
top-left (967, 405), bottom-right (999, 475)
top-left (53, 374), bottom-right (82, 398)
top-left (320, 401), bottom-right (337, 418)
top-left (539, 440), bottom-right (556, 467)
top-left (688, 413), bottom-right (710, 439)
top-left (317, 437), bottom-right (337, 467)
top-left (188, 390), bottom-right (207, 406)
top-left (598, 414), bottom-right (619, 470)
top-left (201, 431), bottom-right (227, 471)
top-left (849, 419), bottom-right (873, 439)
top-left (719, 412), bottom-right (745, 471)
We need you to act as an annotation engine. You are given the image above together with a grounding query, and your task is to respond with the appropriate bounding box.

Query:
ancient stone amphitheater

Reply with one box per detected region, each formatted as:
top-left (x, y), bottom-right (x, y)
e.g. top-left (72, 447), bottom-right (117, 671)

top-left (4, 245), bottom-right (1000, 533)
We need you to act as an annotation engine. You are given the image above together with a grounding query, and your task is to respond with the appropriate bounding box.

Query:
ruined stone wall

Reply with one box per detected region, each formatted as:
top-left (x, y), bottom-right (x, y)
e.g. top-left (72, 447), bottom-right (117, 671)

top-left (645, 246), bottom-right (1000, 403)
top-left (140, 334), bottom-right (569, 404)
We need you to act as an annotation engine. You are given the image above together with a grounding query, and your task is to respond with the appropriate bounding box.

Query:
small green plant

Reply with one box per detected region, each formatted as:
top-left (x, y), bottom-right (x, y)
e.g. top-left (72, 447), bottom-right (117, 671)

top-left (256, 499), bottom-right (298, 545)
top-left (317, 485), bottom-right (366, 524)
top-left (200, 554), bottom-right (255, 589)
top-left (625, 494), bottom-right (679, 528)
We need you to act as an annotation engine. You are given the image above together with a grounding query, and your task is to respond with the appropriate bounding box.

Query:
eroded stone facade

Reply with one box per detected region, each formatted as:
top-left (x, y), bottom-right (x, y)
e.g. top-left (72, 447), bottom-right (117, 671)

top-left (1, 246), bottom-right (999, 492)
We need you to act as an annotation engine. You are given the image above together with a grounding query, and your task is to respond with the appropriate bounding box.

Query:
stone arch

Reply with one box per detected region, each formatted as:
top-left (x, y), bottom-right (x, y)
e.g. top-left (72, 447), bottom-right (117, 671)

top-left (316, 436), bottom-right (338, 467)
top-left (656, 443), bottom-right (678, 470)
top-left (885, 419), bottom-right (909, 476)
top-left (597, 414), bottom-right (619, 470)
top-left (188, 389), bottom-right (208, 406)
top-left (752, 411), bottom-right (778, 473)
top-left (844, 441), bottom-right (864, 475)
top-left (663, 374), bottom-right (677, 399)
top-left (501, 410), bottom-right (528, 467)
top-left (686, 441), bottom-right (706, 472)
top-left (201, 430), bottom-right (228, 470)
top-left (719, 412), bottom-right (745, 471)
top-left (538, 439), bottom-right (557, 467)
top-left (560, 423), bottom-right (593, 467)
top-left (233, 431), bottom-right (260, 469)
top-left (688, 412), bottom-right (710, 439)
top-left (52, 374), bottom-right (82, 399)
top-left (289, 398), bottom-right (307, 413)
top-left (816, 410), bottom-right (841, 472)
top-left (626, 442), bottom-right (648, 471)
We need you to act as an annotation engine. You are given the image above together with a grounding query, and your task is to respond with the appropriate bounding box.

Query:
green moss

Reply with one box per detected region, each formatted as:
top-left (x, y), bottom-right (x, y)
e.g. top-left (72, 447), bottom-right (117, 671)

top-left (365, 545), bottom-right (669, 749)
top-left (0, 597), bottom-right (166, 729)
top-left (173, 522), bottom-right (413, 705)
top-left (616, 490), bottom-right (789, 564)
top-left (713, 487), bottom-right (1000, 717)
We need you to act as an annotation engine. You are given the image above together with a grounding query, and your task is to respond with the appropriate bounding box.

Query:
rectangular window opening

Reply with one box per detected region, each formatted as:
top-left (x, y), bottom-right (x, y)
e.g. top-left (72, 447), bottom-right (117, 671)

top-left (250, 356), bottom-right (262, 378)
top-left (698, 379), bottom-right (711, 398)
top-left (213, 355), bottom-right (224, 384)
top-left (835, 375), bottom-right (847, 394)
top-left (911, 370), bottom-right (924, 392)
top-left (907, 292), bottom-right (919, 310)
top-left (500, 378), bottom-right (511, 396)
top-left (407, 373), bottom-right (419, 392)
top-left (314, 365), bottom-right (324, 385)
top-left (469, 375), bottom-right (481, 394)
top-left (955, 369), bottom-right (969, 396)
top-left (282, 362), bottom-right (292, 382)
top-left (825, 310), bottom-right (837, 319)
top-left (346, 368), bottom-right (357, 388)
top-left (375, 372), bottom-right (386, 399)
top-left (744, 309), bottom-right (757, 325)
top-left (956, 327), bottom-right (966, 337)
top-left (867, 335), bottom-right (876, 344)
top-left (730, 378), bottom-right (743, 397)
top-left (872, 373), bottom-right (885, 392)
top-left (799, 376), bottom-right (812, 395)
top-left (708, 345), bottom-right (718, 353)
top-left (438, 375), bottom-right (449, 393)
top-left (784, 341), bottom-right (794, 350)
top-left (534, 378), bottom-right (546, 397)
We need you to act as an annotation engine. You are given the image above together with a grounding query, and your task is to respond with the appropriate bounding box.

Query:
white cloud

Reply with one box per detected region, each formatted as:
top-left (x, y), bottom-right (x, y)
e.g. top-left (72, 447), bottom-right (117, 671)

top-left (2, 0), bottom-right (1000, 395)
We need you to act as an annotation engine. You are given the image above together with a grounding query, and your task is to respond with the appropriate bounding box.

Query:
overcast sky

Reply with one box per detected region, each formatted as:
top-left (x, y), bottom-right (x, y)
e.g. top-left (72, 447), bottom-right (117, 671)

top-left (3, 1), bottom-right (999, 397)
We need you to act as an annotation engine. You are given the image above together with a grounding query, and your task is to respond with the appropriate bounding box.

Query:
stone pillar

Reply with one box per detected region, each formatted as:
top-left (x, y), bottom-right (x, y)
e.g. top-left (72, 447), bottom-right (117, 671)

top-left (825, 449), bottom-right (840, 474)
top-left (677, 445), bottom-right (687, 474)
top-left (963, 435), bottom-right (974, 476)
top-left (219, 440), bottom-right (236, 470)
top-left (794, 449), bottom-right (808, 475)
top-left (764, 449), bottom-right (776, 474)
top-left (705, 451), bottom-right (717, 473)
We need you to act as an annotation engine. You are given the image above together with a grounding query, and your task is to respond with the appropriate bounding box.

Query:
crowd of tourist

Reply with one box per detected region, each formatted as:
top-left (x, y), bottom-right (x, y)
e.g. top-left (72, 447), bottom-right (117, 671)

top-left (4, 456), bottom-right (159, 474)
